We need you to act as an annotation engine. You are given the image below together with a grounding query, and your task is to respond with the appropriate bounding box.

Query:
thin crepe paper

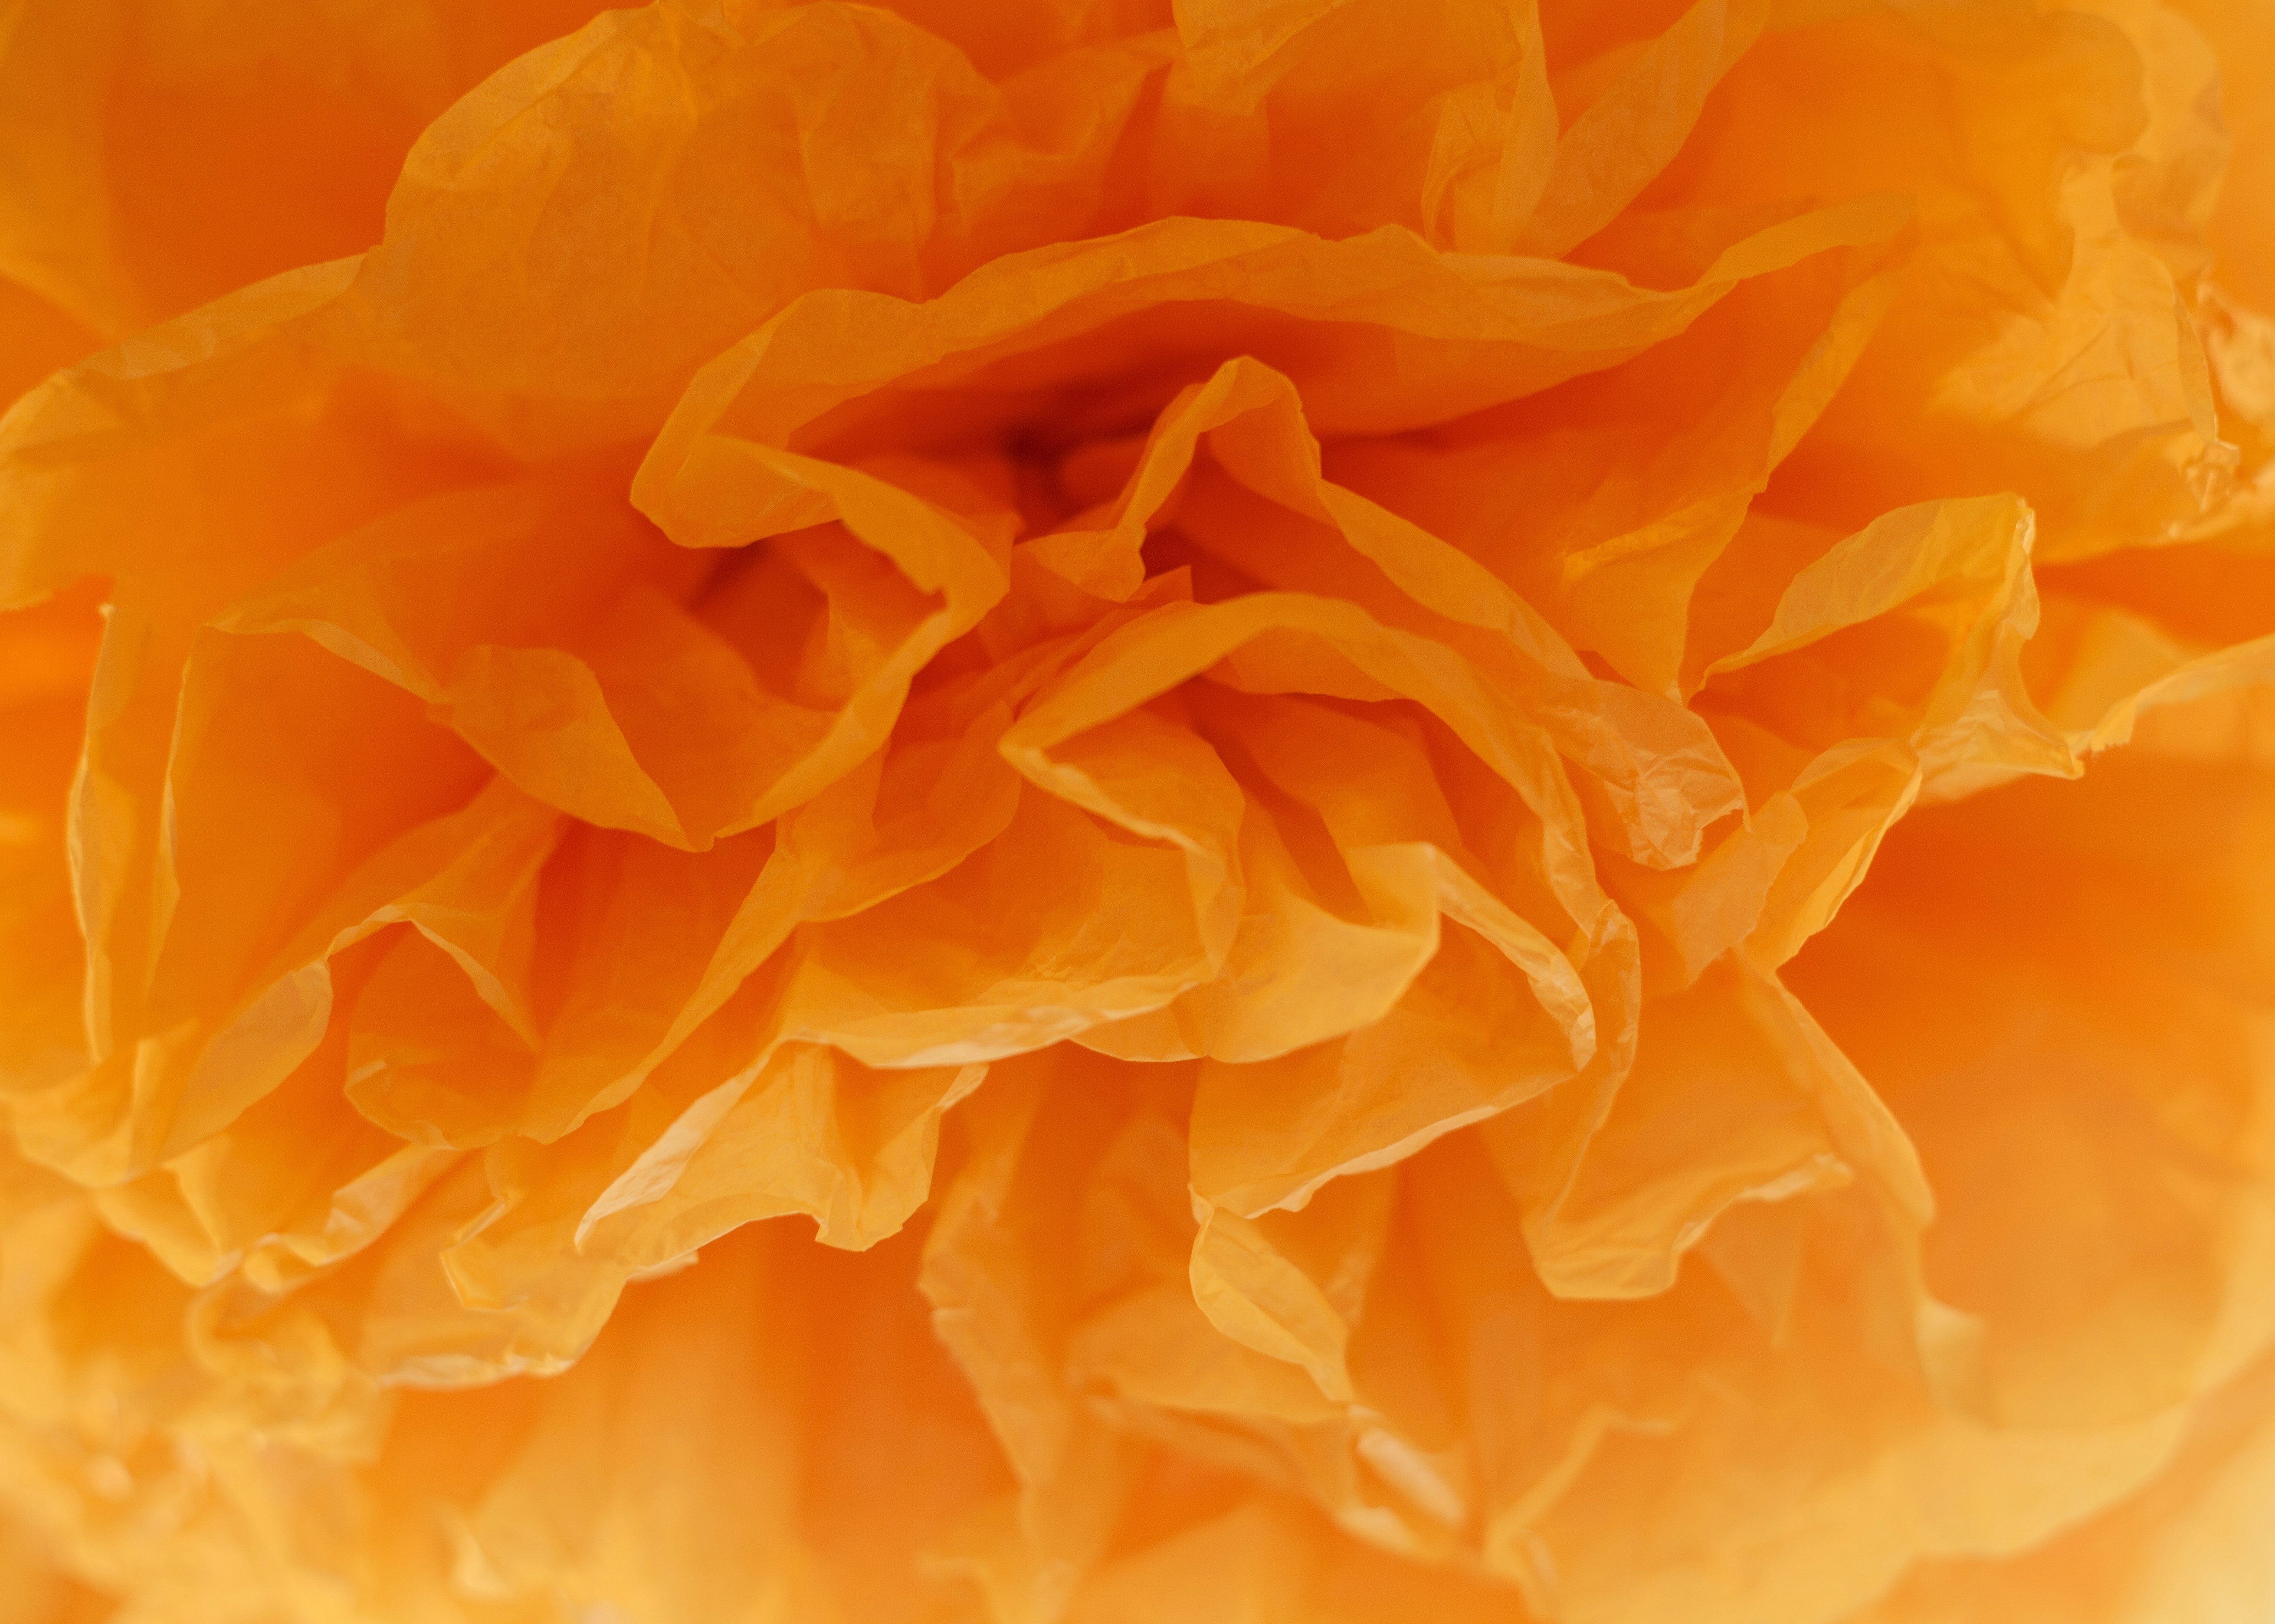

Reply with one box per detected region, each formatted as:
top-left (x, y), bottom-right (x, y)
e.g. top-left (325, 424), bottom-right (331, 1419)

top-left (0, 0), bottom-right (2273, 1621)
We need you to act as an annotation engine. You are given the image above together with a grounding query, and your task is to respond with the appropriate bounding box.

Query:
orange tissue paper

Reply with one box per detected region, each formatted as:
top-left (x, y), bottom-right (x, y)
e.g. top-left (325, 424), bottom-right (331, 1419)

top-left (3, 0), bottom-right (2275, 1620)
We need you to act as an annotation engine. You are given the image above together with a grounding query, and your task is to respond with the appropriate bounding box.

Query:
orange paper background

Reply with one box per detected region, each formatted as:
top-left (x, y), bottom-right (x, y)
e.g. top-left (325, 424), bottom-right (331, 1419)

top-left (2, 2), bottom-right (2274, 1621)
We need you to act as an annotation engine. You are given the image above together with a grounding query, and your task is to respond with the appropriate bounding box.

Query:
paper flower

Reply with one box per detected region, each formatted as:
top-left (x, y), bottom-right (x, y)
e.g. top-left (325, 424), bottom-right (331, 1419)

top-left (2, 1), bottom-right (2272, 1620)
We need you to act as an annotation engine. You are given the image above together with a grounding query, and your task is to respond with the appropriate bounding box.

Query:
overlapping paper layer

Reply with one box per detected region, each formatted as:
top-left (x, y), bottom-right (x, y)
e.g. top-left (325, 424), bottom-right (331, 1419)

top-left (3, 0), bottom-right (2274, 1620)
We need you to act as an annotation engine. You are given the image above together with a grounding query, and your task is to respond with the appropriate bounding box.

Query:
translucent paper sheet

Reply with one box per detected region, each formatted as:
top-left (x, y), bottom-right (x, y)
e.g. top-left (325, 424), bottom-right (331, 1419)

top-left (2, 0), bottom-right (2274, 1621)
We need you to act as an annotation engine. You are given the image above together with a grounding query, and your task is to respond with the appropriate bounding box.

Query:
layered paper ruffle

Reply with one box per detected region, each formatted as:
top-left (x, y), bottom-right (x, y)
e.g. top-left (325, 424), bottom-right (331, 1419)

top-left (3, 1), bottom-right (2274, 1621)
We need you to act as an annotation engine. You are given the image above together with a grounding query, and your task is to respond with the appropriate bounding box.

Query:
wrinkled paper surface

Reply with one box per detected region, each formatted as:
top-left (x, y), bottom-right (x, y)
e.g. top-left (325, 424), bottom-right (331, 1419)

top-left (3, 0), bottom-right (2275, 1620)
